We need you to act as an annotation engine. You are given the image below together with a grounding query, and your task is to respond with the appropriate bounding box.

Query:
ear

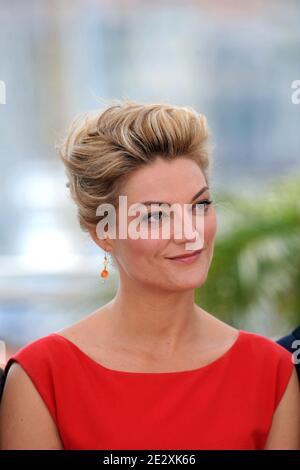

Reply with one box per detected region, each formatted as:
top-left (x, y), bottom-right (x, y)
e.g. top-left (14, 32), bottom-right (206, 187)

top-left (89, 226), bottom-right (113, 252)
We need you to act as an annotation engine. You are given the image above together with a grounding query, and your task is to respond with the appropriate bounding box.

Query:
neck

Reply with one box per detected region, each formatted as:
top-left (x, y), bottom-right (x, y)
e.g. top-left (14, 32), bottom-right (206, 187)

top-left (106, 280), bottom-right (203, 356)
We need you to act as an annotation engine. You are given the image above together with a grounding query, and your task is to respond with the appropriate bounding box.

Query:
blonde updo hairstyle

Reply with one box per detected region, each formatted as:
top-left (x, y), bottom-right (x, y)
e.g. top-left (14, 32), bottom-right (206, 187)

top-left (57, 100), bottom-right (213, 237)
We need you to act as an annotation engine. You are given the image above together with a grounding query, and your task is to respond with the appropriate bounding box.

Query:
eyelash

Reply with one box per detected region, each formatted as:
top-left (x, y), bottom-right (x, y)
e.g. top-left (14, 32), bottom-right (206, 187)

top-left (145, 199), bottom-right (213, 222)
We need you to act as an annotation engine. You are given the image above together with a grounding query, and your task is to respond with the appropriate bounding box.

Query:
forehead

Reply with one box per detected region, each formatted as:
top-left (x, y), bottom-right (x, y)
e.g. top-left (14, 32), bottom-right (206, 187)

top-left (122, 157), bottom-right (207, 202)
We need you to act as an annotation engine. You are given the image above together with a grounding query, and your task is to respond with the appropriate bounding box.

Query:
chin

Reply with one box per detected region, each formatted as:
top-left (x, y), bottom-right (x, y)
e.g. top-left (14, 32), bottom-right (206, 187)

top-left (169, 273), bottom-right (208, 291)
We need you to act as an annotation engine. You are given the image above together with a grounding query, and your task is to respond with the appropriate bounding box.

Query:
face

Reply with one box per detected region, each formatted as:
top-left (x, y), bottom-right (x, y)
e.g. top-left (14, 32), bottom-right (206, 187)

top-left (98, 157), bottom-right (217, 292)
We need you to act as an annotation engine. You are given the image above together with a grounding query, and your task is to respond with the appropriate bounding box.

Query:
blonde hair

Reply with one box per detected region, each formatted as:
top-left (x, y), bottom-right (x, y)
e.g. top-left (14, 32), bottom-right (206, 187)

top-left (57, 100), bottom-right (213, 233)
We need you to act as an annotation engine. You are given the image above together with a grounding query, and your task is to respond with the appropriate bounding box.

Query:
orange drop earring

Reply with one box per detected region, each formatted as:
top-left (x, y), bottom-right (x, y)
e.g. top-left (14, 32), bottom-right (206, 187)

top-left (100, 252), bottom-right (109, 283)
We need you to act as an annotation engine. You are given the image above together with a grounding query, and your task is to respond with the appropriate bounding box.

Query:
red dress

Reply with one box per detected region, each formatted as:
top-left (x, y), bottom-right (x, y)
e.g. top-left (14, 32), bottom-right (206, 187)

top-left (3, 329), bottom-right (295, 450)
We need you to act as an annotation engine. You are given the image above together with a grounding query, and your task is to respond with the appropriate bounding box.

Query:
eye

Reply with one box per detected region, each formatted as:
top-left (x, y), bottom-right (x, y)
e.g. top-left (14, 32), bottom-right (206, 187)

top-left (142, 210), bottom-right (168, 223)
top-left (140, 200), bottom-right (213, 224)
top-left (192, 199), bottom-right (213, 212)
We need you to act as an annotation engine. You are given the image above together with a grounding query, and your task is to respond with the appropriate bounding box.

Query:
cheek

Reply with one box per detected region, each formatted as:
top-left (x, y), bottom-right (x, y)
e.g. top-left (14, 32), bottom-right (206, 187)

top-left (114, 215), bottom-right (163, 264)
top-left (204, 209), bottom-right (217, 243)
top-left (115, 238), bottom-right (165, 280)
top-left (117, 237), bottom-right (164, 266)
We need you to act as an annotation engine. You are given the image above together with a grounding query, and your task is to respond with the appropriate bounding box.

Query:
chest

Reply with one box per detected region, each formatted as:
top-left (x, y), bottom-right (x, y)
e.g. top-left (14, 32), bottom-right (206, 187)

top-left (57, 370), bottom-right (269, 450)
top-left (75, 341), bottom-right (236, 373)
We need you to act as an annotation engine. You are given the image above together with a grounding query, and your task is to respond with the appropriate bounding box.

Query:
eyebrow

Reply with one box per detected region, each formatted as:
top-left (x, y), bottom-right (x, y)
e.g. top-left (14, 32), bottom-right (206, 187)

top-left (140, 186), bottom-right (209, 206)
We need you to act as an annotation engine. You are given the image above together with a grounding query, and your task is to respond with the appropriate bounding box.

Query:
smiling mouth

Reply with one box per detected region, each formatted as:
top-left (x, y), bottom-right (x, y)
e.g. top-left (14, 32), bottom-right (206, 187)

top-left (166, 249), bottom-right (203, 260)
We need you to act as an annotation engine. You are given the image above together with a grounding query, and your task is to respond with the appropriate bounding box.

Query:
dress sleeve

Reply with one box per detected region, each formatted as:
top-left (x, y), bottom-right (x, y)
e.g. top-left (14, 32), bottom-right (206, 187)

top-left (2, 336), bottom-right (58, 426)
top-left (273, 343), bottom-right (296, 412)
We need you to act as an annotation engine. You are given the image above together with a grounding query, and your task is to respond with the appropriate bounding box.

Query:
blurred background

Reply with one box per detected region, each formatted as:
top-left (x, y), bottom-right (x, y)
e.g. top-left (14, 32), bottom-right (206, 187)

top-left (0, 0), bottom-right (299, 361)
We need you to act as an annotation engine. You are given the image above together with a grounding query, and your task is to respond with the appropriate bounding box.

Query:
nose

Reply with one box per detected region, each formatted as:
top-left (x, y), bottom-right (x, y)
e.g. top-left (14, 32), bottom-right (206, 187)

top-left (172, 204), bottom-right (205, 251)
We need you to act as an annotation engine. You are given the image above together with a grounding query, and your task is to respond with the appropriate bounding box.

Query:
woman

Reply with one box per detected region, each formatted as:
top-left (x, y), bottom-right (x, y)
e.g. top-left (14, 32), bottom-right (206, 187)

top-left (0, 101), bottom-right (299, 450)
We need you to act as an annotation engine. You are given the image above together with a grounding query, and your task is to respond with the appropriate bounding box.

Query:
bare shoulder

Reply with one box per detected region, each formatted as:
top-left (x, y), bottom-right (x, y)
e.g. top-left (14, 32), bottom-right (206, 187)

top-left (264, 366), bottom-right (300, 449)
top-left (56, 304), bottom-right (111, 345)
top-left (197, 307), bottom-right (240, 346)
top-left (0, 362), bottom-right (63, 449)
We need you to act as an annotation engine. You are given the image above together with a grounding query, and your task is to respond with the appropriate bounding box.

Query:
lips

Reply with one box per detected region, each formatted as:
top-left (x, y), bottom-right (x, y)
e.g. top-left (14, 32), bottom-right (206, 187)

top-left (167, 249), bottom-right (203, 260)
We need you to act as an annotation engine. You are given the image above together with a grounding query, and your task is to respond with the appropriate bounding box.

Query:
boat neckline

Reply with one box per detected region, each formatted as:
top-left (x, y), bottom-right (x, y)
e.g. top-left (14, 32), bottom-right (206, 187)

top-left (50, 329), bottom-right (246, 376)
